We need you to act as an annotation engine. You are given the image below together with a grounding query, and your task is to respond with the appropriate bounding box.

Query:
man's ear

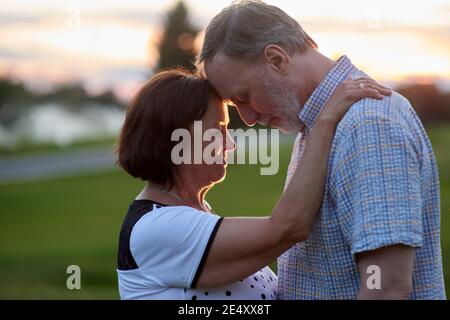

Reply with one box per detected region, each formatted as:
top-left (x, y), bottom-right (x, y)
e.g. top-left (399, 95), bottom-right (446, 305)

top-left (263, 45), bottom-right (290, 75)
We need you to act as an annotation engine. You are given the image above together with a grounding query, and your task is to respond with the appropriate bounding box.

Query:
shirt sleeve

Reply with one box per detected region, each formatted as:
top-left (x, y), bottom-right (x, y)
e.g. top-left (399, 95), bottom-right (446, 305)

top-left (129, 206), bottom-right (223, 288)
top-left (330, 116), bottom-right (424, 256)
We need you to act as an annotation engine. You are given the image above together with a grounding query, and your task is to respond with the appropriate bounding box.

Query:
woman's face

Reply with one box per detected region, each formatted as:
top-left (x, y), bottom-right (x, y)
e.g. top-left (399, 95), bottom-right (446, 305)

top-left (184, 94), bottom-right (236, 187)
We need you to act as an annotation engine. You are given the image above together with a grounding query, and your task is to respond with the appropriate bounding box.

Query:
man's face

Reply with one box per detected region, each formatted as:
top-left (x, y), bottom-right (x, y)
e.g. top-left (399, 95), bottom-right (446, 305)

top-left (204, 54), bottom-right (302, 133)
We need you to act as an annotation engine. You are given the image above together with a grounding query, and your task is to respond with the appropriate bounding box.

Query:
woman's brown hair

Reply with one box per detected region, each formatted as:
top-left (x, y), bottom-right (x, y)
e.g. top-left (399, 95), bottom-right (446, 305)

top-left (116, 69), bottom-right (214, 188)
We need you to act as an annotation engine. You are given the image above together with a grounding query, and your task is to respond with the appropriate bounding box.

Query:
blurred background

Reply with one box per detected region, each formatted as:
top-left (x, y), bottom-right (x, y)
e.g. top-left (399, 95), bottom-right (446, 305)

top-left (0, 0), bottom-right (449, 299)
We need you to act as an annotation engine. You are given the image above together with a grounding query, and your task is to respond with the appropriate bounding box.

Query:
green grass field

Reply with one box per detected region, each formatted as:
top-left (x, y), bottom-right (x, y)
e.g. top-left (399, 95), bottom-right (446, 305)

top-left (0, 126), bottom-right (449, 299)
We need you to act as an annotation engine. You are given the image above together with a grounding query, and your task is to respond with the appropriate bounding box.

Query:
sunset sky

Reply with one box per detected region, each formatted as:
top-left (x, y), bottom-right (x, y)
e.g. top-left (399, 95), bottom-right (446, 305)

top-left (1, 0), bottom-right (450, 100)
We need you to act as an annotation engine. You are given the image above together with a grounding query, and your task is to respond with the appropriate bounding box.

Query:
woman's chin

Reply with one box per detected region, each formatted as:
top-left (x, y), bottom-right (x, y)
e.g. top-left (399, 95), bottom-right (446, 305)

top-left (210, 166), bottom-right (227, 184)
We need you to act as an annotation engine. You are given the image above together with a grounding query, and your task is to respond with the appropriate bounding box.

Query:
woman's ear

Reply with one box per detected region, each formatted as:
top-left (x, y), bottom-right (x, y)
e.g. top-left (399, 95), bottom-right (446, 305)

top-left (263, 45), bottom-right (290, 75)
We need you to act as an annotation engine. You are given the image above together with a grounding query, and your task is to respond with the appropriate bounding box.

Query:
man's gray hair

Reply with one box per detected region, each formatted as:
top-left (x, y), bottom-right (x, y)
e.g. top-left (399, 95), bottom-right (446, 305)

top-left (197, 0), bottom-right (317, 66)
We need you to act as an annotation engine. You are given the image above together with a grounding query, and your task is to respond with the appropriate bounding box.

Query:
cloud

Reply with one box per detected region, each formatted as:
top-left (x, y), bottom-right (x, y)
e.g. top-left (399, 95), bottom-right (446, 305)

top-left (47, 7), bottom-right (166, 29)
top-left (0, 8), bottom-right (163, 30)
top-left (99, 66), bottom-right (149, 81)
top-left (95, 10), bottom-right (163, 25)
top-left (298, 17), bottom-right (450, 54)
top-left (0, 47), bottom-right (44, 60)
top-left (0, 13), bottom-right (43, 26)
top-left (300, 16), bottom-right (450, 34)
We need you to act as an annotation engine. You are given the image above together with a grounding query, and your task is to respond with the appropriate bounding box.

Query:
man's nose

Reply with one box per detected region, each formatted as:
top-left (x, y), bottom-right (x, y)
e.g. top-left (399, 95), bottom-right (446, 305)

top-left (236, 104), bottom-right (258, 126)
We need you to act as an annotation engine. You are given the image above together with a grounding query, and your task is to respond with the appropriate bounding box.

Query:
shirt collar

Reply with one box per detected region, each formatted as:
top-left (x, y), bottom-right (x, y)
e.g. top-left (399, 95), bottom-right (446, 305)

top-left (298, 55), bottom-right (357, 131)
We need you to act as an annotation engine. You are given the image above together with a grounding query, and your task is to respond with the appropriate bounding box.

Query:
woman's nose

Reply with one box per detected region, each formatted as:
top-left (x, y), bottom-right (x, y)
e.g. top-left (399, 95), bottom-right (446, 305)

top-left (224, 129), bottom-right (236, 152)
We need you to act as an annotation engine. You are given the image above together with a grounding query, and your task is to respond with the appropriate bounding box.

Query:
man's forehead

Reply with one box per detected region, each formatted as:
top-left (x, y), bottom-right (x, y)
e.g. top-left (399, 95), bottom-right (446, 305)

top-left (207, 53), bottom-right (232, 70)
top-left (205, 54), bottom-right (248, 97)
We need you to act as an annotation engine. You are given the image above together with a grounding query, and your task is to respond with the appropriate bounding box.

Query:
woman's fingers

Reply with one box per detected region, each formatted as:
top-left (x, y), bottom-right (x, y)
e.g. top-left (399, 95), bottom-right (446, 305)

top-left (356, 83), bottom-right (390, 97)
top-left (342, 78), bottom-right (389, 94)
top-left (353, 77), bottom-right (388, 86)
top-left (352, 78), bottom-right (392, 96)
top-left (348, 88), bottom-right (383, 101)
top-left (320, 77), bottom-right (392, 123)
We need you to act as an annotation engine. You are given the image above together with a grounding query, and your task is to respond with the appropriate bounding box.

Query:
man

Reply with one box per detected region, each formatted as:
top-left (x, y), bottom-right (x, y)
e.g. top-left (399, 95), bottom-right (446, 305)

top-left (197, 0), bottom-right (446, 299)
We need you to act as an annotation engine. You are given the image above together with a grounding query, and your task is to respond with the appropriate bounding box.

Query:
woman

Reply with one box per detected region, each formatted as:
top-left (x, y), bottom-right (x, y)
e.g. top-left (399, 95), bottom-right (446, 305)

top-left (116, 69), bottom-right (390, 300)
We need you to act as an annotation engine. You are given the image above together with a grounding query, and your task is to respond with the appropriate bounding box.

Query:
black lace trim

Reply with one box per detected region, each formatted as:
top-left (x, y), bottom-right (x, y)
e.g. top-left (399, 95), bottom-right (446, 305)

top-left (117, 200), bottom-right (167, 270)
top-left (190, 217), bottom-right (224, 288)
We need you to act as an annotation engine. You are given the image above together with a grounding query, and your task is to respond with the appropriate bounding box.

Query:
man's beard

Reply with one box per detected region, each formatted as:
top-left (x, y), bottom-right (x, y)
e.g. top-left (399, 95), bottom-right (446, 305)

top-left (264, 78), bottom-right (303, 133)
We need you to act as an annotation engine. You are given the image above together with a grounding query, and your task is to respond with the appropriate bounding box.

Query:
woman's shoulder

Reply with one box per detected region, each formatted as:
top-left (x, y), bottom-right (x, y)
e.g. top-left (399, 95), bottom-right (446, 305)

top-left (125, 200), bottom-right (223, 290)
top-left (134, 201), bottom-right (218, 227)
top-left (130, 201), bottom-right (221, 249)
top-left (127, 199), bottom-right (212, 223)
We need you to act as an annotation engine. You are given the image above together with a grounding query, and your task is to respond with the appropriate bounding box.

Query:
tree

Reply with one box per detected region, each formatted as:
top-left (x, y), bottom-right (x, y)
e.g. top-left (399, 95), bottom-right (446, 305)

top-left (156, 1), bottom-right (199, 72)
top-left (397, 83), bottom-right (450, 122)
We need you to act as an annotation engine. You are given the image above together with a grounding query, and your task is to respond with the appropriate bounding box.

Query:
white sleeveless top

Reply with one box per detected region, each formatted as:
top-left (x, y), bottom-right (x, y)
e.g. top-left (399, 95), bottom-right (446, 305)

top-left (117, 200), bottom-right (278, 300)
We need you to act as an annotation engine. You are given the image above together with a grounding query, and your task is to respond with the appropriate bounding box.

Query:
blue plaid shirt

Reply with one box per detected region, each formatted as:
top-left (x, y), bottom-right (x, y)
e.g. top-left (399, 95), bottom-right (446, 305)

top-left (278, 55), bottom-right (446, 300)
